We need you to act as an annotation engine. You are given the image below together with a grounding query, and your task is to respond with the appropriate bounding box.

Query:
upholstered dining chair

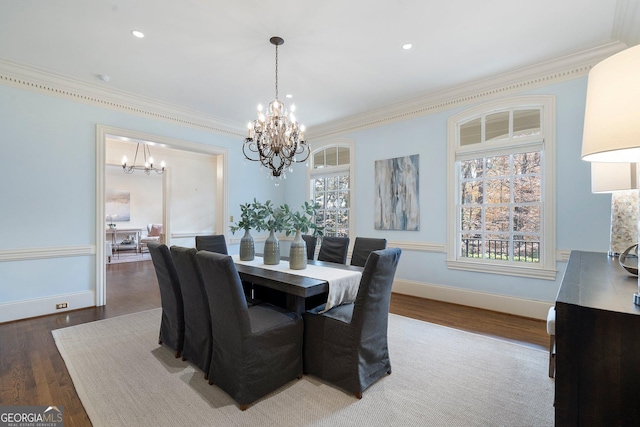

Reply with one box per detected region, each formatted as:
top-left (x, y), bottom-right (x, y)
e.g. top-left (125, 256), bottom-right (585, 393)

top-left (350, 237), bottom-right (387, 267)
top-left (147, 242), bottom-right (184, 359)
top-left (303, 247), bottom-right (402, 398)
top-left (301, 234), bottom-right (317, 260)
top-left (195, 251), bottom-right (303, 410)
top-left (170, 246), bottom-right (212, 379)
top-left (317, 236), bottom-right (350, 264)
top-left (195, 234), bottom-right (228, 254)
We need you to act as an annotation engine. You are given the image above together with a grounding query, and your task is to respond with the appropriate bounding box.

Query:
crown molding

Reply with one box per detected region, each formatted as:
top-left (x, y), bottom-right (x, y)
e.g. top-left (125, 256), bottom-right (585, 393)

top-left (0, 40), bottom-right (630, 142)
top-left (0, 59), bottom-right (246, 137)
top-left (613, 0), bottom-right (640, 47)
top-left (307, 41), bottom-right (627, 140)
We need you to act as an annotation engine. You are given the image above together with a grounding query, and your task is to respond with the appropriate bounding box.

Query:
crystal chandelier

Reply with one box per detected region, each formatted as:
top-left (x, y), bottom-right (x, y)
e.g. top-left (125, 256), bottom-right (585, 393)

top-left (243, 36), bottom-right (310, 178)
top-left (121, 143), bottom-right (165, 175)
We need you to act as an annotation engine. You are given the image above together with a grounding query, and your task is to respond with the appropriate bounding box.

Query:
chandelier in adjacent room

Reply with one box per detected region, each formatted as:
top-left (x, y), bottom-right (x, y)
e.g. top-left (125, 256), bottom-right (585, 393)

top-left (243, 36), bottom-right (310, 178)
top-left (121, 143), bottom-right (165, 175)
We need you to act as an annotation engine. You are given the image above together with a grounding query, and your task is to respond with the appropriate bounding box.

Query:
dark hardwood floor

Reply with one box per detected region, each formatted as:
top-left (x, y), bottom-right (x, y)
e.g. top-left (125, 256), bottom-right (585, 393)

top-left (0, 260), bottom-right (548, 426)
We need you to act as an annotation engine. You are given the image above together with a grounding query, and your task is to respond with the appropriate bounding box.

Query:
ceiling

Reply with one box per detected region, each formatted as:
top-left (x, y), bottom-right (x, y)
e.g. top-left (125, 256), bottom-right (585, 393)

top-left (1, 0), bottom-right (638, 134)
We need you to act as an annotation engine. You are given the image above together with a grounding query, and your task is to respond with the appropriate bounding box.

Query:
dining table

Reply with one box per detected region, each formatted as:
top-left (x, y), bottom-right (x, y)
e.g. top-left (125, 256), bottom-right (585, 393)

top-left (233, 255), bottom-right (363, 314)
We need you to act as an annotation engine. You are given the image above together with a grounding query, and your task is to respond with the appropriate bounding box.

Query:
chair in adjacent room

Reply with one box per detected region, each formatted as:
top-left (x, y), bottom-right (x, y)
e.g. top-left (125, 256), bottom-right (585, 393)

top-left (170, 246), bottom-right (212, 379)
top-left (350, 237), bottom-right (387, 267)
top-left (301, 234), bottom-right (317, 260)
top-left (147, 242), bottom-right (184, 359)
top-left (196, 251), bottom-right (303, 410)
top-left (140, 224), bottom-right (163, 253)
top-left (303, 247), bottom-right (402, 398)
top-left (317, 236), bottom-right (350, 264)
top-left (195, 234), bottom-right (228, 254)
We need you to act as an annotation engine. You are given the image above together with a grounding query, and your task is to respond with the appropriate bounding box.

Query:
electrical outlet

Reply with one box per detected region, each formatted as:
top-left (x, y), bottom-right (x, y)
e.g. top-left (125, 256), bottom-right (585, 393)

top-left (230, 215), bottom-right (234, 222)
top-left (56, 302), bottom-right (68, 309)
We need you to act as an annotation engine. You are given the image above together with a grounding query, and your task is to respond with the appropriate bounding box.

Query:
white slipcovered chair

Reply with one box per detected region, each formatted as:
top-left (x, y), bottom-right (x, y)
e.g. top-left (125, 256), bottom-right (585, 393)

top-left (140, 224), bottom-right (163, 252)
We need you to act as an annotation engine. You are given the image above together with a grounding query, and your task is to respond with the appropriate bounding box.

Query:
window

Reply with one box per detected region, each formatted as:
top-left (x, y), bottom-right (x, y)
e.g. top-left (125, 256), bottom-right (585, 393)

top-left (310, 144), bottom-right (352, 237)
top-left (447, 96), bottom-right (556, 279)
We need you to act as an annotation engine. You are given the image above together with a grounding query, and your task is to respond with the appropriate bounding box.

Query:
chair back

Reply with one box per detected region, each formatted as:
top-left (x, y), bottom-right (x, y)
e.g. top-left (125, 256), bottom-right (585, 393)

top-left (351, 248), bottom-right (401, 342)
top-left (317, 236), bottom-right (350, 264)
top-left (350, 237), bottom-right (387, 267)
top-left (196, 251), bottom-right (251, 348)
top-left (147, 242), bottom-right (184, 352)
top-left (170, 246), bottom-right (212, 371)
top-left (195, 234), bottom-right (228, 254)
top-left (301, 235), bottom-right (317, 260)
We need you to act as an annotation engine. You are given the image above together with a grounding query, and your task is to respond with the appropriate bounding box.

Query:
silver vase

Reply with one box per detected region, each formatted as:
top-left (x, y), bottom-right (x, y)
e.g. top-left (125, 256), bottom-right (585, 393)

top-left (289, 230), bottom-right (307, 270)
top-left (239, 229), bottom-right (255, 261)
top-left (263, 229), bottom-right (280, 265)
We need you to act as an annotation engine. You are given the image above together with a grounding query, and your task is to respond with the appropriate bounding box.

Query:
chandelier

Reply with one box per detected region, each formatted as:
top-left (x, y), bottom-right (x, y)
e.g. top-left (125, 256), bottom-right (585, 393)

top-left (121, 143), bottom-right (165, 175)
top-left (243, 36), bottom-right (310, 179)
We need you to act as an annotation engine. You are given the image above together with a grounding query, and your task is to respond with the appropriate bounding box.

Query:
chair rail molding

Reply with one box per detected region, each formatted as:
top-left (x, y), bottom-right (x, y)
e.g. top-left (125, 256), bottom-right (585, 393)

top-left (0, 245), bottom-right (95, 262)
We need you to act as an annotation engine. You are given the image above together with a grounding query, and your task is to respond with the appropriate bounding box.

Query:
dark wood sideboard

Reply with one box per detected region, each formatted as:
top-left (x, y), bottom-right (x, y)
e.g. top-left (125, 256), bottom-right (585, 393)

top-left (556, 251), bottom-right (640, 426)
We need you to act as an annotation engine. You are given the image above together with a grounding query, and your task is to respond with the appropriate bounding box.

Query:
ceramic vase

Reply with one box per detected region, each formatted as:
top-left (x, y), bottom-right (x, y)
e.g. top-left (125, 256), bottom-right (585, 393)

top-left (239, 229), bottom-right (255, 261)
top-left (263, 229), bottom-right (280, 265)
top-left (289, 230), bottom-right (307, 270)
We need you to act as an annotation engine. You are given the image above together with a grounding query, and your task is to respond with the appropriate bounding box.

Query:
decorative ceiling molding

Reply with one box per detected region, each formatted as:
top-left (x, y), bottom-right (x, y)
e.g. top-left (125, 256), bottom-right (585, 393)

top-left (307, 41), bottom-right (627, 141)
top-left (613, 0), bottom-right (640, 47)
top-left (0, 59), bottom-right (246, 138)
top-left (0, 41), bottom-right (628, 142)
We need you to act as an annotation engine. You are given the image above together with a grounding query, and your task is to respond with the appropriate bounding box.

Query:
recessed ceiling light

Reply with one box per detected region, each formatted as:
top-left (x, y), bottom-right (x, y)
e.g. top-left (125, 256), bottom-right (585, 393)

top-left (98, 74), bottom-right (110, 82)
top-left (402, 43), bottom-right (413, 50)
top-left (286, 94), bottom-right (293, 99)
top-left (131, 30), bottom-right (145, 38)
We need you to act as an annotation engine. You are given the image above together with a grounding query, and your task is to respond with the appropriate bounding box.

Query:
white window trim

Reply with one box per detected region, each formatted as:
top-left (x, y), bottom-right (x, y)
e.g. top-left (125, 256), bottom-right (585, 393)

top-left (446, 95), bottom-right (557, 280)
top-left (307, 139), bottom-right (355, 240)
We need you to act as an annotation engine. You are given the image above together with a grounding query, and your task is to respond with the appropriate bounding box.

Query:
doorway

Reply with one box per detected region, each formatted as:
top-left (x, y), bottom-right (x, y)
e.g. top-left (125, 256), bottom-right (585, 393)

top-left (96, 125), bottom-right (228, 306)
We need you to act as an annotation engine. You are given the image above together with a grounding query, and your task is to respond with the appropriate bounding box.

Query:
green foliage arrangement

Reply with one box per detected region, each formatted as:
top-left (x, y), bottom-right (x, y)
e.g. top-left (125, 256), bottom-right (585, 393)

top-left (254, 200), bottom-right (287, 233)
top-left (229, 199), bottom-right (260, 234)
top-left (282, 201), bottom-right (324, 237)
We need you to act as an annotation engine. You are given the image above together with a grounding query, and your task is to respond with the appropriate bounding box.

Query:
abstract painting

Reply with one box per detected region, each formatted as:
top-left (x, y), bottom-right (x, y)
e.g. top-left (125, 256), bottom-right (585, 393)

top-left (374, 154), bottom-right (419, 230)
top-left (106, 190), bottom-right (131, 222)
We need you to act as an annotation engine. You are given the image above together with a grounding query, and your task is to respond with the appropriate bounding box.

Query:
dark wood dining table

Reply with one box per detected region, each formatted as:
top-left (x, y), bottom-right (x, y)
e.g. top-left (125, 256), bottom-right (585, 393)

top-left (234, 258), bottom-right (363, 314)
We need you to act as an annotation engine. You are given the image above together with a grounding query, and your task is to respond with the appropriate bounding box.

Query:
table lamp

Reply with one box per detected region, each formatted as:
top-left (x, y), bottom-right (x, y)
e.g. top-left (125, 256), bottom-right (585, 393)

top-left (591, 162), bottom-right (638, 256)
top-left (581, 44), bottom-right (640, 304)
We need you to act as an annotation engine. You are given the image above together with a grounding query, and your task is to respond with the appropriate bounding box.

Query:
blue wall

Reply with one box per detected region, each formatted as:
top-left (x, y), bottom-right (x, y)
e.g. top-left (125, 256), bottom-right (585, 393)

top-left (301, 77), bottom-right (612, 303)
top-left (0, 83), bottom-right (280, 305)
top-left (0, 75), bottom-right (614, 313)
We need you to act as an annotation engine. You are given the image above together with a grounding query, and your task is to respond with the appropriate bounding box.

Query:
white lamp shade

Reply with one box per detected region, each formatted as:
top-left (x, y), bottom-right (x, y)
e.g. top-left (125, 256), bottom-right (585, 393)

top-left (581, 44), bottom-right (640, 162)
top-left (591, 162), bottom-right (638, 193)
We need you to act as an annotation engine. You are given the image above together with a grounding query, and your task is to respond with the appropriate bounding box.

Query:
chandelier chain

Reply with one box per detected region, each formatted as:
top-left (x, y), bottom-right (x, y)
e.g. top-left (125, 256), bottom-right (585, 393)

top-left (274, 44), bottom-right (279, 100)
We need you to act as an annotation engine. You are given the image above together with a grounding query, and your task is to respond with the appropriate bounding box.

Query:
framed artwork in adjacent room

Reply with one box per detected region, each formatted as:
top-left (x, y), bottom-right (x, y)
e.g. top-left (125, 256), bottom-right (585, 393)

top-left (106, 190), bottom-right (131, 222)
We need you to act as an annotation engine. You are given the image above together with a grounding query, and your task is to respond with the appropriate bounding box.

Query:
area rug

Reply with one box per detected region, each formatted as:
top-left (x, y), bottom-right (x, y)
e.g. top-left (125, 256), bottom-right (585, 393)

top-left (108, 251), bottom-right (152, 264)
top-left (52, 309), bottom-right (554, 426)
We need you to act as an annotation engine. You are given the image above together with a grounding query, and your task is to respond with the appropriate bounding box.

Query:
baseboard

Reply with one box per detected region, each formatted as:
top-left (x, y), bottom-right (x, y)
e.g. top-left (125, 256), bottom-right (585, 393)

top-left (0, 291), bottom-right (95, 323)
top-left (392, 279), bottom-right (551, 320)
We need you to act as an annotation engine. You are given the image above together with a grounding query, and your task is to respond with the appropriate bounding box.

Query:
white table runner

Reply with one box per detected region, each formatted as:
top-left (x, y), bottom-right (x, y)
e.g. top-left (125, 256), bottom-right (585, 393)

top-left (233, 255), bottom-right (362, 312)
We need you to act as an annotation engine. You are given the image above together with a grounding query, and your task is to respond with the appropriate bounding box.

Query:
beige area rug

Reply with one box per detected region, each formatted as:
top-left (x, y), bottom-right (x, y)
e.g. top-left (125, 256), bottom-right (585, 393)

top-left (52, 309), bottom-right (554, 426)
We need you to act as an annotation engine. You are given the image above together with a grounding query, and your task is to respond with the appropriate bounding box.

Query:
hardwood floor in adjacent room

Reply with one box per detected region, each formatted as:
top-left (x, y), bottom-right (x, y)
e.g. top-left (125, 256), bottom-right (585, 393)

top-left (0, 260), bottom-right (549, 426)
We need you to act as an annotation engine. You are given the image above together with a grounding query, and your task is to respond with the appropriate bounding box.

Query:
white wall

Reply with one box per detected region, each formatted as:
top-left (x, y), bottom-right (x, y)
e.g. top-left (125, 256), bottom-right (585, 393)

top-left (105, 164), bottom-right (163, 233)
